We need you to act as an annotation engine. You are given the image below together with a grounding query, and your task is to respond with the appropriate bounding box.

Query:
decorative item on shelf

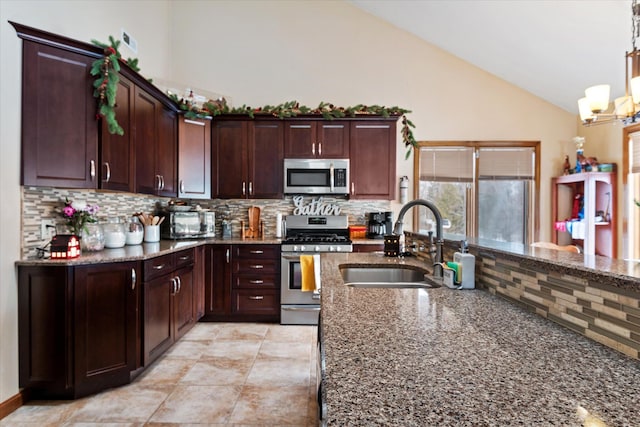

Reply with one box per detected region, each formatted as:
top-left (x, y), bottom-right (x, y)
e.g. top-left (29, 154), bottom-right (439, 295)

top-left (168, 95), bottom-right (418, 159)
top-left (563, 155), bottom-right (571, 175)
top-left (50, 234), bottom-right (81, 259)
top-left (578, 0), bottom-right (640, 126)
top-left (573, 137), bottom-right (585, 173)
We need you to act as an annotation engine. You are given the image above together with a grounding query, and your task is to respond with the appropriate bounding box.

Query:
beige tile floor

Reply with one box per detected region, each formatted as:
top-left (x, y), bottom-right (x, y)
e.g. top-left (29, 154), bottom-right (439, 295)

top-left (1, 322), bottom-right (319, 426)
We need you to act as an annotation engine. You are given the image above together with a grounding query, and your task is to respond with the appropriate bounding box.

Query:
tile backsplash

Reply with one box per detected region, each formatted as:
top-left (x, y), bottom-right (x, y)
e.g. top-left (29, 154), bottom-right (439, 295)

top-left (21, 187), bottom-right (391, 258)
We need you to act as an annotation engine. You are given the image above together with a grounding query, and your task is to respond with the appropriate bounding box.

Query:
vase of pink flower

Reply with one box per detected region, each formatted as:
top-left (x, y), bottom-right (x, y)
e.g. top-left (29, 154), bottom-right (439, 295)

top-left (62, 198), bottom-right (104, 251)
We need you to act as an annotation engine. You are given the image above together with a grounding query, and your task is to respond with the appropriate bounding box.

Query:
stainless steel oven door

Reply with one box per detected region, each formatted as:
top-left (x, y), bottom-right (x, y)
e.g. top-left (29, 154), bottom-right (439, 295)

top-left (281, 253), bottom-right (321, 325)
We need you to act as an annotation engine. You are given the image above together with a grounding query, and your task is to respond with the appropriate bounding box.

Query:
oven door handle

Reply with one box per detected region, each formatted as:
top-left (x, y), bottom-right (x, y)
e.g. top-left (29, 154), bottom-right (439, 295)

top-left (282, 306), bottom-right (321, 312)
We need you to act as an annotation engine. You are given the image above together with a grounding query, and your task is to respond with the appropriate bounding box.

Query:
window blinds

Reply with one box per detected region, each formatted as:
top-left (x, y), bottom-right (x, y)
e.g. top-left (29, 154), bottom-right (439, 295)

top-left (478, 147), bottom-right (534, 180)
top-left (419, 146), bottom-right (534, 181)
top-left (419, 147), bottom-right (474, 182)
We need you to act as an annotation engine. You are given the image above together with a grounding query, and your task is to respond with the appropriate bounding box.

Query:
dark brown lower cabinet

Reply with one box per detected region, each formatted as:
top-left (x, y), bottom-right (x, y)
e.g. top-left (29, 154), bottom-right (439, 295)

top-left (203, 244), bottom-right (280, 322)
top-left (18, 262), bottom-right (139, 399)
top-left (142, 249), bottom-right (195, 366)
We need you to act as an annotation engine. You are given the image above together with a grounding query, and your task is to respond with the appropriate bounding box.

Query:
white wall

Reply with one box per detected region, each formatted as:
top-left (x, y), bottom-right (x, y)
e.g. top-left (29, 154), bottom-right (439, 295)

top-left (0, 0), bottom-right (579, 405)
top-left (169, 0), bottom-right (578, 232)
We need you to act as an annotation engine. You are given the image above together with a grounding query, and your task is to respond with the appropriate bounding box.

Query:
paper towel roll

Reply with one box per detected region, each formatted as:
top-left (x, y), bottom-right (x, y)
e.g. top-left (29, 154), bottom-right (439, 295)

top-left (276, 213), bottom-right (283, 238)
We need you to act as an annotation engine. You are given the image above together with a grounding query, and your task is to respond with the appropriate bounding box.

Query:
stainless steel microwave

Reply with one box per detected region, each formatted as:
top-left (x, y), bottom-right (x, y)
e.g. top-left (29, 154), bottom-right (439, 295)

top-left (284, 158), bottom-right (349, 195)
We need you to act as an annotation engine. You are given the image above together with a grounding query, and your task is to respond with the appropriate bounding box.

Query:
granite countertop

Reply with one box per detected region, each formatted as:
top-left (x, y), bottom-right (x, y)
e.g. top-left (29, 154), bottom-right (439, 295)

top-left (16, 236), bottom-right (282, 266)
top-left (17, 236), bottom-right (382, 266)
top-left (320, 252), bottom-right (640, 426)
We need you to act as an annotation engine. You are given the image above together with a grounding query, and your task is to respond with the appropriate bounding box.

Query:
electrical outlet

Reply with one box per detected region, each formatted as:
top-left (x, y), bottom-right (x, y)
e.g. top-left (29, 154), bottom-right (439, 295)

top-left (40, 219), bottom-right (56, 240)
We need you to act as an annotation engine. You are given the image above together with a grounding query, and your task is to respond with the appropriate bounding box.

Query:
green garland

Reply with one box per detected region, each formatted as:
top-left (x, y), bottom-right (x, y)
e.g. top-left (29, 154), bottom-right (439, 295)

top-left (170, 96), bottom-right (418, 159)
top-left (90, 37), bottom-right (141, 136)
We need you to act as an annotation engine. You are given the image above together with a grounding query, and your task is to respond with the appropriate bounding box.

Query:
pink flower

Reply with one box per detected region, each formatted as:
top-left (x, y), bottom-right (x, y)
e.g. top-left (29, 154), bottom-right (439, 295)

top-left (63, 206), bottom-right (75, 218)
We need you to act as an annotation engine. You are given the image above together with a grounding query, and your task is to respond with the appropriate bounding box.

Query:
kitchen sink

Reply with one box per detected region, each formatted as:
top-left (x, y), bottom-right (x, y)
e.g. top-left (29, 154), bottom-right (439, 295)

top-left (339, 266), bottom-right (441, 289)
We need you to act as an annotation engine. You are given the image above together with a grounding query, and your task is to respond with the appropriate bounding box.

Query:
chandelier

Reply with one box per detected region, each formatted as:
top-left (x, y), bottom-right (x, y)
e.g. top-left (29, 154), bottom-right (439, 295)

top-left (579, 0), bottom-right (640, 125)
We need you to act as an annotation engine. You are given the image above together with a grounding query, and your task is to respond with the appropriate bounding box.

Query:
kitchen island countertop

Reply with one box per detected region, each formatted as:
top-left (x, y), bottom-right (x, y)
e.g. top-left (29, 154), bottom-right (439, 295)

top-left (320, 252), bottom-right (640, 426)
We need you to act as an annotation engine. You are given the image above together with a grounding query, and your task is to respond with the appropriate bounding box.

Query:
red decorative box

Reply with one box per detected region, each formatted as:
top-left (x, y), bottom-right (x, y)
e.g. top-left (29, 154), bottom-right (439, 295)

top-left (50, 235), bottom-right (81, 259)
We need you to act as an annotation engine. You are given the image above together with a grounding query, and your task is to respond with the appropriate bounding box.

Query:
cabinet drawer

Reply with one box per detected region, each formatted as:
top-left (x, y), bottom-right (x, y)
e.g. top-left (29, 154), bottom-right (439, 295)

top-left (233, 259), bottom-right (279, 275)
top-left (233, 275), bottom-right (279, 289)
top-left (144, 253), bottom-right (175, 281)
top-left (234, 244), bottom-right (280, 259)
top-left (175, 248), bottom-right (195, 269)
top-left (232, 289), bottom-right (279, 315)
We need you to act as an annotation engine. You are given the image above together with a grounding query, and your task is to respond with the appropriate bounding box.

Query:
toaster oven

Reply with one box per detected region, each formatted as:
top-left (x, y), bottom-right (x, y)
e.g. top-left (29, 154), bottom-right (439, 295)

top-left (161, 211), bottom-right (205, 239)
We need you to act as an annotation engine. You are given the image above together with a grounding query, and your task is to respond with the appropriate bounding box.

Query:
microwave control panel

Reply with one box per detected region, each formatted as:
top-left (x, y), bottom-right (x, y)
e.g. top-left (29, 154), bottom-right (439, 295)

top-left (335, 169), bottom-right (347, 187)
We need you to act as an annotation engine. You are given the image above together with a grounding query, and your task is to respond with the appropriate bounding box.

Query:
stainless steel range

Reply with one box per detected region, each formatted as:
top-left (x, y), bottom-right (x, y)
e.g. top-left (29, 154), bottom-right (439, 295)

top-left (280, 215), bottom-right (352, 325)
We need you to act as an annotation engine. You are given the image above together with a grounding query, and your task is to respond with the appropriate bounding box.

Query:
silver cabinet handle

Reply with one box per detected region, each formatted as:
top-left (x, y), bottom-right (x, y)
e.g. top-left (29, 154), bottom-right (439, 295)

top-left (131, 268), bottom-right (136, 290)
top-left (176, 276), bottom-right (182, 293)
top-left (248, 295), bottom-right (264, 300)
top-left (156, 175), bottom-right (162, 191)
top-left (226, 248), bottom-right (230, 263)
top-left (249, 181), bottom-right (253, 196)
top-left (250, 265), bottom-right (264, 269)
top-left (179, 179), bottom-right (185, 194)
top-left (242, 181), bottom-right (246, 196)
top-left (249, 250), bottom-right (264, 254)
top-left (351, 182), bottom-right (355, 195)
top-left (249, 279), bottom-right (264, 284)
top-left (179, 255), bottom-right (190, 261)
top-left (90, 160), bottom-right (95, 181)
top-left (312, 142), bottom-right (316, 156)
top-left (318, 142), bottom-right (322, 156)
top-left (153, 264), bottom-right (166, 270)
top-left (160, 175), bottom-right (165, 191)
top-left (103, 162), bottom-right (111, 183)
top-left (185, 119), bottom-right (205, 126)
top-left (171, 277), bottom-right (177, 294)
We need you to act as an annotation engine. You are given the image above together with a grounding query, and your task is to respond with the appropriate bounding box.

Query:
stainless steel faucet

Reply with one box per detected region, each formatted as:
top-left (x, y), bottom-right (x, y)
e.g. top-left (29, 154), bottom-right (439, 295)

top-left (393, 199), bottom-right (445, 279)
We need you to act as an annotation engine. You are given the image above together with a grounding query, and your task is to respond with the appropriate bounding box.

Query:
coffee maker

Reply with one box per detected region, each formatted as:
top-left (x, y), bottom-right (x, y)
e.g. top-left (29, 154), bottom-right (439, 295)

top-left (366, 211), bottom-right (393, 239)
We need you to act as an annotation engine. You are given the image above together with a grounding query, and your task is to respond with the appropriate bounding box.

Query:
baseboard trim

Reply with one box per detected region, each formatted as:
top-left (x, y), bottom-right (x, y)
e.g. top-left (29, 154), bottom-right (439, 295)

top-left (0, 390), bottom-right (26, 420)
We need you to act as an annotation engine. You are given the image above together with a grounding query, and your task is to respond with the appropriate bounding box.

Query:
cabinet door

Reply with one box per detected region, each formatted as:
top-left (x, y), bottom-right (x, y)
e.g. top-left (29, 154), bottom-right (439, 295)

top-left (350, 121), bottom-right (396, 200)
top-left (143, 274), bottom-right (174, 366)
top-left (284, 121), bottom-right (315, 158)
top-left (204, 245), bottom-right (232, 318)
top-left (100, 75), bottom-right (135, 192)
top-left (156, 106), bottom-right (177, 197)
top-left (213, 121), bottom-right (248, 198)
top-left (134, 87), bottom-right (160, 195)
top-left (317, 122), bottom-right (350, 158)
top-left (21, 41), bottom-right (98, 188)
top-left (178, 117), bottom-right (211, 199)
top-left (74, 262), bottom-right (138, 396)
top-left (173, 265), bottom-right (194, 340)
top-left (249, 120), bottom-right (284, 198)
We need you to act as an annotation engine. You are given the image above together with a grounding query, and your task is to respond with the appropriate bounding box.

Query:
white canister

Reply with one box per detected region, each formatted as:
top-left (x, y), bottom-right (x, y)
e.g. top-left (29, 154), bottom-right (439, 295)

top-left (144, 225), bottom-right (160, 243)
top-left (103, 217), bottom-right (126, 248)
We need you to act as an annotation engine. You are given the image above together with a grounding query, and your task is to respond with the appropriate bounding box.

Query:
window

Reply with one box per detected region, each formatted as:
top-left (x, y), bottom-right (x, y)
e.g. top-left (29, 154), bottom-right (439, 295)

top-left (415, 142), bottom-right (539, 245)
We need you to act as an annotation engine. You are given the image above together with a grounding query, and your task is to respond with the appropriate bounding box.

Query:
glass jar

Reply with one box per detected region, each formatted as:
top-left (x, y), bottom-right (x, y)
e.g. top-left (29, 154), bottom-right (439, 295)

top-left (125, 216), bottom-right (144, 245)
top-left (103, 217), bottom-right (126, 249)
top-left (80, 223), bottom-right (105, 252)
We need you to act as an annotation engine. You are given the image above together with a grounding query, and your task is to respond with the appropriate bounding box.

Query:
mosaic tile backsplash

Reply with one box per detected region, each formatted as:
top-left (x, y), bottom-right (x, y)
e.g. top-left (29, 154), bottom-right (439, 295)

top-left (21, 187), bottom-right (390, 258)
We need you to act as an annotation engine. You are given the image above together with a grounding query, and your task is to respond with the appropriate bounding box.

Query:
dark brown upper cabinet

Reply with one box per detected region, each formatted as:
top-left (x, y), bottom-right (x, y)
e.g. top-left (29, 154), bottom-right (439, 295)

top-left (178, 117), bottom-right (212, 199)
top-left (283, 120), bottom-right (349, 159)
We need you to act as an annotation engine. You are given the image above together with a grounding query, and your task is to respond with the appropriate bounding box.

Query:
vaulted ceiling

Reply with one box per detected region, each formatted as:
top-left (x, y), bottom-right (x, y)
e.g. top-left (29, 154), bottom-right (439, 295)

top-left (349, 0), bottom-right (632, 115)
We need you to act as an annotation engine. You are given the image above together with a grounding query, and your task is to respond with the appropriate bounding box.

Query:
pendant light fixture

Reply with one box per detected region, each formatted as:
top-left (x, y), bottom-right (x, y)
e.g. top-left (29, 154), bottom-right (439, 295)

top-left (579, 0), bottom-right (640, 125)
